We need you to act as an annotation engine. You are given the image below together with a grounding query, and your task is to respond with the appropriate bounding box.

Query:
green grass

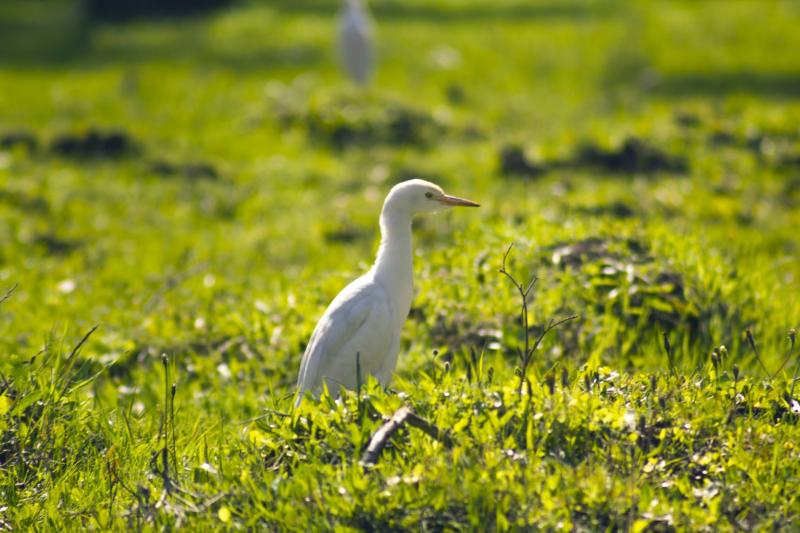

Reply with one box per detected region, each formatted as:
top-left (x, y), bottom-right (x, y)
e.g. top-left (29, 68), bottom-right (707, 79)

top-left (1, 0), bottom-right (800, 529)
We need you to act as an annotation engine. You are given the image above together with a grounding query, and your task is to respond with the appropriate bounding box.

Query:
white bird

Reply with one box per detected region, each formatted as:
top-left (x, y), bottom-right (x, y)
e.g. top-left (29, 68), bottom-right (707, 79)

top-left (339, 0), bottom-right (373, 85)
top-left (296, 179), bottom-right (479, 404)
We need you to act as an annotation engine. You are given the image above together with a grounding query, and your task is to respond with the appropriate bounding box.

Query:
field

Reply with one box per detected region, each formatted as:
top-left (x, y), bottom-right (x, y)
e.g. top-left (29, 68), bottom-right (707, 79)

top-left (1, 0), bottom-right (800, 529)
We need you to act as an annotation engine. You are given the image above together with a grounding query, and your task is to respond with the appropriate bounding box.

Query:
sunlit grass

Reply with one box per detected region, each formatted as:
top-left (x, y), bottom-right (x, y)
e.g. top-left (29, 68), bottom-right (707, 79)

top-left (1, 0), bottom-right (800, 529)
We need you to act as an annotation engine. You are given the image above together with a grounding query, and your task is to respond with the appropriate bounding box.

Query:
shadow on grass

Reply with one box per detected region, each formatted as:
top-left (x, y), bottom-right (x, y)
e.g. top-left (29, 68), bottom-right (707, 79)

top-left (653, 70), bottom-right (800, 99)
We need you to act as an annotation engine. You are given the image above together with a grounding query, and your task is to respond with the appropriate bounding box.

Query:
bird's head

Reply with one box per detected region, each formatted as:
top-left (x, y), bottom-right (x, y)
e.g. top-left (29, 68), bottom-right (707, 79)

top-left (384, 179), bottom-right (479, 216)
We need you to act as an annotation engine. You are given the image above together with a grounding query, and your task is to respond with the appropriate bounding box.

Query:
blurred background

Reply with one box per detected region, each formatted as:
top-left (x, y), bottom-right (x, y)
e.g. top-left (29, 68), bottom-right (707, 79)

top-left (1, 0), bottom-right (799, 374)
top-left (3, 4), bottom-right (800, 528)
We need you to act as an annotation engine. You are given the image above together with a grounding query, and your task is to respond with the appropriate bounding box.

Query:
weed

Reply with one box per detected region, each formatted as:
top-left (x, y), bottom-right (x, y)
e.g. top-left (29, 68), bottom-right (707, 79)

top-left (498, 244), bottom-right (577, 394)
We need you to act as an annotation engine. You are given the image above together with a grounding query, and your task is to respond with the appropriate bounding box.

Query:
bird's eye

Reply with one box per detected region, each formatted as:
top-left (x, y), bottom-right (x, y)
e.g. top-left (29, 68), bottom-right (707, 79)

top-left (425, 192), bottom-right (433, 199)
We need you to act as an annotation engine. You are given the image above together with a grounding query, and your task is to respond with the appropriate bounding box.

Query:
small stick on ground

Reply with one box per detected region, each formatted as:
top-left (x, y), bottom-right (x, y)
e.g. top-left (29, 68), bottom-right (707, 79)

top-left (360, 407), bottom-right (452, 467)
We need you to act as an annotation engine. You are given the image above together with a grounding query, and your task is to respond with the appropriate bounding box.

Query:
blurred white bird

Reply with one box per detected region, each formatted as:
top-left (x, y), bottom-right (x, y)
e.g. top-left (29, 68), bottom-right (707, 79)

top-left (339, 0), bottom-right (373, 85)
top-left (296, 179), bottom-right (479, 404)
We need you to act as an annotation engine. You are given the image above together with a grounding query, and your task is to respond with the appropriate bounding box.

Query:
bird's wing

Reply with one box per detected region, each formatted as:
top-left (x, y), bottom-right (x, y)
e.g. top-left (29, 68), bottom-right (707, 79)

top-left (296, 278), bottom-right (379, 397)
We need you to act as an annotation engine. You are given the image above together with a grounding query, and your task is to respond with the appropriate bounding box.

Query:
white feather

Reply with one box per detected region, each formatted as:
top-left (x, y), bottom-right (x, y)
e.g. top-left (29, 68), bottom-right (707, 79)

top-left (339, 0), bottom-right (373, 85)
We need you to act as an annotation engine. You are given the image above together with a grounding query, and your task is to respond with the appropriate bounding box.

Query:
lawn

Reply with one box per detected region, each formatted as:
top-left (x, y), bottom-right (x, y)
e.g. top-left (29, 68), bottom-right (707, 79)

top-left (1, 0), bottom-right (800, 529)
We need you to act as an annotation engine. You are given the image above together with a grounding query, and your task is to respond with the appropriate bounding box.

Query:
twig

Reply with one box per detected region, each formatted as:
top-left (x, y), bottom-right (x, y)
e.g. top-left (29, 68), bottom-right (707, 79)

top-left (0, 283), bottom-right (18, 306)
top-left (498, 243), bottom-right (577, 394)
top-left (66, 324), bottom-right (99, 364)
top-left (360, 407), bottom-right (452, 467)
top-left (522, 316), bottom-right (577, 391)
top-left (499, 243), bottom-right (533, 365)
top-left (745, 329), bottom-right (769, 375)
top-left (160, 354), bottom-right (173, 493)
top-left (54, 325), bottom-right (100, 402)
top-left (771, 329), bottom-right (796, 379)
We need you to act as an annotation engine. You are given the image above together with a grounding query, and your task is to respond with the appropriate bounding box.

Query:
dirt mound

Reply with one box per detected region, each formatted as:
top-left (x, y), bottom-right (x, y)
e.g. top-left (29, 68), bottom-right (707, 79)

top-left (498, 137), bottom-right (688, 178)
top-left (0, 130), bottom-right (38, 152)
top-left (149, 159), bottom-right (219, 180)
top-left (272, 93), bottom-right (449, 150)
top-left (50, 128), bottom-right (137, 159)
top-left (544, 237), bottom-right (703, 333)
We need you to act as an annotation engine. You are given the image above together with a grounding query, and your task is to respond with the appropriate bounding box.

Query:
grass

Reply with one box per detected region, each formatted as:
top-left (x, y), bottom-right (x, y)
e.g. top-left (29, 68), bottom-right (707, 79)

top-left (1, 0), bottom-right (800, 529)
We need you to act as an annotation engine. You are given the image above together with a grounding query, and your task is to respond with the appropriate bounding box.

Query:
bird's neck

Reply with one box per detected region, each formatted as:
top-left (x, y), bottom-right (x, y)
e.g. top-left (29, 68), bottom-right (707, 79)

top-left (373, 208), bottom-right (414, 298)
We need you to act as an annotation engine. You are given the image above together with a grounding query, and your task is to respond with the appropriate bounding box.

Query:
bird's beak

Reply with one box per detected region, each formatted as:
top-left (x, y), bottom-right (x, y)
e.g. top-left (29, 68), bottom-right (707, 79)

top-left (437, 194), bottom-right (480, 207)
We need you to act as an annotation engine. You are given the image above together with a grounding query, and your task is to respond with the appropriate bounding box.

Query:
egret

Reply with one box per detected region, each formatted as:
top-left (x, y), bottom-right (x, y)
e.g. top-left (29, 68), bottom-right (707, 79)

top-left (296, 179), bottom-right (479, 404)
top-left (339, 0), bottom-right (373, 85)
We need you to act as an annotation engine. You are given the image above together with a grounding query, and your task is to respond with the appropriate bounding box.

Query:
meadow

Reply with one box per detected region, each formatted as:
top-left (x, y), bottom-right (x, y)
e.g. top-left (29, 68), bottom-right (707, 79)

top-left (1, 0), bottom-right (800, 529)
